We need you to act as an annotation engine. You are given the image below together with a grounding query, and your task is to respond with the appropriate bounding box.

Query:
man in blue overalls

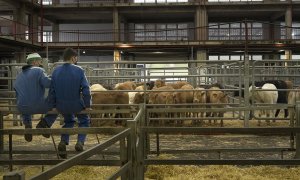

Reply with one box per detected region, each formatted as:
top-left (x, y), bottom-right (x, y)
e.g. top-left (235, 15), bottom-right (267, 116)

top-left (14, 53), bottom-right (57, 142)
top-left (49, 48), bottom-right (91, 159)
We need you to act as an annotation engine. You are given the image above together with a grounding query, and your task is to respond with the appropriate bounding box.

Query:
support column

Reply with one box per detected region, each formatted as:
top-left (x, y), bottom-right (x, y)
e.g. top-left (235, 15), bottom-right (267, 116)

top-left (193, 50), bottom-right (207, 86)
top-left (285, 4), bottom-right (292, 39)
top-left (285, 50), bottom-right (292, 60)
top-left (13, 3), bottom-right (26, 40)
top-left (114, 50), bottom-right (121, 84)
top-left (31, 13), bottom-right (39, 42)
top-left (13, 48), bottom-right (26, 63)
top-left (123, 18), bottom-right (129, 42)
top-left (195, 5), bottom-right (208, 41)
top-left (113, 8), bottom-right (120, 42)
top-left (53, 0), bottom-right (61, 5)
top-left (263, 21), bottom-right (281, 40)
top-left (52, 22), bottom-right (59, 42)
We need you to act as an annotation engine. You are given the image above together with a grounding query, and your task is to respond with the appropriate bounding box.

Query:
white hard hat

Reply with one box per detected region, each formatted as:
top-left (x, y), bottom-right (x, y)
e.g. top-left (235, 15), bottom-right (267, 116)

top-left (26, 53), bottom-right (42, 64)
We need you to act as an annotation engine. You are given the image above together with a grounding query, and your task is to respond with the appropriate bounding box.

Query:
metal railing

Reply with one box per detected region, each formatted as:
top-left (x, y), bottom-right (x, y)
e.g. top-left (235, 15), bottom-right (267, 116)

top-left (2, 59), bottom-right (300, 179)
top-left (0, 17), bottom-right (42, 44)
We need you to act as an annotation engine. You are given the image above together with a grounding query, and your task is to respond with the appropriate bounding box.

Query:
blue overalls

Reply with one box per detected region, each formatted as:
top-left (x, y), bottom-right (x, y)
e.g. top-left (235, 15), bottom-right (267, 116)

top-left (49, 63), bottom-right (91, 144)
top-left (14, 65), bottom-right (57, 126)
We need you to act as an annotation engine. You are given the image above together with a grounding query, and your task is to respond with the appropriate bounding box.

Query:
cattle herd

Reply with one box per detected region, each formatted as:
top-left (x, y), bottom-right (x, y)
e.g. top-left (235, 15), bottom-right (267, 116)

top-left (89, 79), bottom-right (300, 127)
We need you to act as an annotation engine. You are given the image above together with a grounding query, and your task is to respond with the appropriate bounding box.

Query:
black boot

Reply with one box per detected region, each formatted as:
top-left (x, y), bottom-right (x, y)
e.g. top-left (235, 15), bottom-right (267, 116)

top-left (36, 118), bottom-right (50, 138)
top-left (75, 141), bottom-right (84, 152)
top-left (58, 141), bottom-right (67, 159)
top-left (24, 124), bottom-right (32, 142)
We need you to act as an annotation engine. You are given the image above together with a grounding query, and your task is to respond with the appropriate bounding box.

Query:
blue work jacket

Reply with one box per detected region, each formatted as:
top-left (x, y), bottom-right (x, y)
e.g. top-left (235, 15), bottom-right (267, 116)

top-left (14, 65), bottom-right (52, 114)
top-left (49, 63), bottom-right (91, 114)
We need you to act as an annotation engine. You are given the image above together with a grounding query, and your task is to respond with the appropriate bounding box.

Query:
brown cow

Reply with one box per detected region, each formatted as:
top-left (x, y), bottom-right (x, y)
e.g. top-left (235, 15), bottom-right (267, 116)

top-left (206, 86), bottom-right (228, 127)
top-left (91, 92), bottom-right (129, 126)
top-left (288, 86), bottom-right (300, 124)
top-left (167, 81), bottom-right (190, 89)
top-left (173, 84), bottom-right (194, 124)
top-left (154, 80), bottom-right (166, 89)
top-left (148, 86), bottom-right (174, 125)
top-left (115, 81), bottom-right (136, 90)
top-left (193, 87), bottom-right (207, 125)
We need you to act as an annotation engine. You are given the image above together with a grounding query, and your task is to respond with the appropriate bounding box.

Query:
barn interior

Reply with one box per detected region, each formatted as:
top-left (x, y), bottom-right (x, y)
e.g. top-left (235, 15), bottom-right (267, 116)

top-left (1, 0), bottom-right (300, 179)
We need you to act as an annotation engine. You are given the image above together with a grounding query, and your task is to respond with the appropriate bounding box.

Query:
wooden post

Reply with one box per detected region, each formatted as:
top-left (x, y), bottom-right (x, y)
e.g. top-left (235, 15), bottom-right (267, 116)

top-left (3, 171), bottom-right (25, 180)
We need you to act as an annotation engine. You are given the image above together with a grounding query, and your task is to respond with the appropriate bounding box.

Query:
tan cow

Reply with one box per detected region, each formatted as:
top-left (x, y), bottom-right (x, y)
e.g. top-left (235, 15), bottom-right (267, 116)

top-left (167, 81), bottom-right (190, 89)
top-left (90, 84), bottom-right (107, 93)
top-left (207, 86), bottom-right (228, 127)
top-left (154, 80), bottom-right (166, 89)
top-left (132, 85), bottom-right (147, 104)
top-left (91, 92), bottom-right (129, 126)
top-left (173, 84), bottom-right (194, 124)
top-left (288, 86), bottom-right (300, 125)
top-left (115, 81), bottom-right (137, 90)
top-left (193, 87), bottom-right (207, 125)
top-left (149, 86), bottom-right (174, 125)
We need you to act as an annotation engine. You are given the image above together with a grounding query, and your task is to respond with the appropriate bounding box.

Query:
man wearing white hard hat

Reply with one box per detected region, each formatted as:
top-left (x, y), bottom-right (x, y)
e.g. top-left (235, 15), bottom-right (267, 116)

top-left (14, 53), bottom-right (57, 142)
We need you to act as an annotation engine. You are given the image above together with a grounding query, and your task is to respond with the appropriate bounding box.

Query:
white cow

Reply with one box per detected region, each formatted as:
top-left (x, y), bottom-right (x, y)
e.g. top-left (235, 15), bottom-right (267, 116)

top-left (90, 84), bottom-right (107, 94)
top-left (249, 83), bottom-right (278, 126)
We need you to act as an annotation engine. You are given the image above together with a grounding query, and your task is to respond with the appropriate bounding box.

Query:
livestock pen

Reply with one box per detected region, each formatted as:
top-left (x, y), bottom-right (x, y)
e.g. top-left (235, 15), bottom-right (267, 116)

top-left (2, 59), bottom-right (300, 179)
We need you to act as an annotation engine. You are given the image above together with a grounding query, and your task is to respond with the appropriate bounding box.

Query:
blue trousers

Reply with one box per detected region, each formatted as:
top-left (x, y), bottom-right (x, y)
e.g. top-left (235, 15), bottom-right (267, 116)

top-left (22, 114), bottom-right (57, 127)
top-left (60, 114), bottom-right (90, 144)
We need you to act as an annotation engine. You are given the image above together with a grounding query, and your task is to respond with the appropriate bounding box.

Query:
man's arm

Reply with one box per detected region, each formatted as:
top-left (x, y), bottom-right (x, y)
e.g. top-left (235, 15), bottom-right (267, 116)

top-left (80, 70), bottom-right (91, 108)
top-left (39, 69), bottom-right (51, 88)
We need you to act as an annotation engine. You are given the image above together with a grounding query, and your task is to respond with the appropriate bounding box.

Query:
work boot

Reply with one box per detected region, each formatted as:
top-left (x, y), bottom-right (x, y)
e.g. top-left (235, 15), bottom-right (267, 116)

top-left (36, 118), bottom-right (50, 138)
top-left (58, 141), bottom-right (67, 159)
top-left (24, 124), bottom-right (32, 142)
top-left (75, 141), bottom-right (84, 152)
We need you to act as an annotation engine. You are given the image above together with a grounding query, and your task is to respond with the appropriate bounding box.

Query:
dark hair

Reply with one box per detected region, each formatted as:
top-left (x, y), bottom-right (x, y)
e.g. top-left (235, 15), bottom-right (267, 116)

top-left (63, 48), bottom-right (78, 61)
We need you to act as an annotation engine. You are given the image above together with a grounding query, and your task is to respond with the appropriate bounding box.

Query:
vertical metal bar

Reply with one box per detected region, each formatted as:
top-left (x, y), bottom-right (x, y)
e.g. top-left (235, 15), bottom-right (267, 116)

top-left (137, 104), bottom-right (145, 180)
top-left (120, 138), bottom-right (127, 180)
top-left (9, 134), bottom-right (13, 171)
top-left (295, 101), bottom-right (300, 158)
top-left (156, 133), bottom-right (160, 156)
top-left (290, 105), bottom-right (295, 149)
top-left (14, 21), bottom-right (17, 40)
top-left (238, 61), bottom-right (242, 120)
top-left (31, 13), bottom-right (33, 44)
top-left (145, 103), bottom-right (150, 156)
top-left (243, 19), bottom-right (250, 127)
top-left (127, 120), bottom-right (136, 180)
top-left (40, 0), bottom-right (44, 46)
top-left (0, 112), bottom-right (3, 153)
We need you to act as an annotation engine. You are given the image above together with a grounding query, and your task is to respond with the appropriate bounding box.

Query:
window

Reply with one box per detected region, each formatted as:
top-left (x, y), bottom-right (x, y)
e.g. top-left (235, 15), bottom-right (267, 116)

top-left (134, 23), bottom-right (188, 41)
top-left (157, 24), bottom-right (166, 40)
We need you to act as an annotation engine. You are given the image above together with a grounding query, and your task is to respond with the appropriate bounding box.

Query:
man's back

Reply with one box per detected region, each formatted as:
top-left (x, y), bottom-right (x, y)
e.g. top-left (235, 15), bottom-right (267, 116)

top-left (50, 63), bottom-right (90, 114)
top-left (14, 66), bottom-right (51, 112)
